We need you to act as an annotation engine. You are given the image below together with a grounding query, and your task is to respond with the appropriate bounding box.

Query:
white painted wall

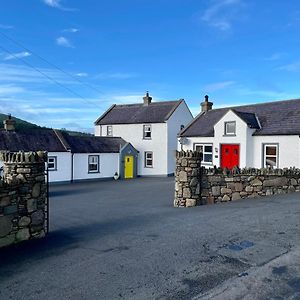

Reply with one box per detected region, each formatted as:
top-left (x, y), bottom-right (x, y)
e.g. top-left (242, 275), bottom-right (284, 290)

top-left (95, 123), bottom-right (168, 176)
top-left (167, 101), bottom-right (193, 174)
top-left (181, 110), bottom-right (300, 169)
top-left (47, 152), bottom-right (72, 183)
top-left (252, 135), bottom-right (300, 168)
top-left (73, 153), bottom-right (119, 180)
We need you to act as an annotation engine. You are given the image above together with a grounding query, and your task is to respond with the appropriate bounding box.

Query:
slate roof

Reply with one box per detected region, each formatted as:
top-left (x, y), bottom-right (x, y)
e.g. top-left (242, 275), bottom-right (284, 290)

top-left (61, 133), bottom-right (126, 153)
top-left (95, 100), bottom-right (184, 125)
top-left (180, 98), bottom-right (300, 137)
top-left (0, 129), bottom-right (67, 152)
top-left (0, 129), bottom-right (127, 153)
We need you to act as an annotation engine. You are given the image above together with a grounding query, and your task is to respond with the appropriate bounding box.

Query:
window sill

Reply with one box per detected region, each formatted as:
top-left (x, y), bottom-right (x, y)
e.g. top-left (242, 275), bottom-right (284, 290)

top-left (144, 166), bottom-right (153, 168)
top-left (88, 171), bottom-right (100, 174)
top-left (143, 138), bottom-right (152, 140)
top-left (48, 169), bottom-right (57, 172)
top-left (223, 134), bottom-right (236, 137)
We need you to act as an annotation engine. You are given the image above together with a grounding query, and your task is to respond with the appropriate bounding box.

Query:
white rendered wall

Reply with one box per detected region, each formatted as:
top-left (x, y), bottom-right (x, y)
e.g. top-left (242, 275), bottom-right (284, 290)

top-left (73, 153), bottom-right (119, 180)
top-left (95, 123), bottom-right (168, 176)
top-left (48, 152), bottom-right (72, 183)
top-left (252, 135), bottom-right (300, 168)
top-left (167, 101), bottom-right (193, 174)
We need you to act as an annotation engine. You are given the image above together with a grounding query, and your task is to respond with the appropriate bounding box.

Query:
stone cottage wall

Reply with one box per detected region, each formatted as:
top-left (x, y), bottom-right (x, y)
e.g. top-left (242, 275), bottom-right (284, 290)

top-left (202, 167), bottom-right (300, 204)
top-left (174, 151), bottom-right (202, 207)
top-left (0, 151), bottom-right (47, 248)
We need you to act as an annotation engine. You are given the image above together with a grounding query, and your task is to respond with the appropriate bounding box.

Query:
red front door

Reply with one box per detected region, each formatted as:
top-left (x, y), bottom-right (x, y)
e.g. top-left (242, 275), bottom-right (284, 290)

top-left (221, 144), bottom-right (240, 169)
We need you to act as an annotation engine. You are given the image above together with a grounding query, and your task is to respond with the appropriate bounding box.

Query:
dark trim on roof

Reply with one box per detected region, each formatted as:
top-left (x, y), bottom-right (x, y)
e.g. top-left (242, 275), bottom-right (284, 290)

top-left (94, 104), bottom-right (116, 125)
top-left (53, 129), bottom-right (71, 151)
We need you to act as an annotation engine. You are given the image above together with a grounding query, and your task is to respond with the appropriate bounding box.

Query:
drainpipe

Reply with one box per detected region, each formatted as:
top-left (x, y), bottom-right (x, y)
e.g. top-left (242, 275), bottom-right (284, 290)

top-left (71, 152), bottom-right (74, 183)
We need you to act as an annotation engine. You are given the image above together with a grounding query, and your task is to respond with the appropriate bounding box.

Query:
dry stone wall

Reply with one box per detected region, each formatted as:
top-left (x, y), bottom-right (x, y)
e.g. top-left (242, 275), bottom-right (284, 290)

top-left (0, 151), bottom-right (47, 248)
top-left (202, 167), bottom-right (300, 204)
top-left (174, 151), bottom-right (202, 207)
top-left (174, 151), bottom-right (300, 207)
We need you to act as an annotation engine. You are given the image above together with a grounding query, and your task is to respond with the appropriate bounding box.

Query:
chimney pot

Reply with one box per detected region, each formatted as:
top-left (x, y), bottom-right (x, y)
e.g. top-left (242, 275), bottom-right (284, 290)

top-left (201, 95), bottom-right (213, 113)
top-left (143, 91), bottom-right (152, 106)
top-left (3, 114), bottom-right (16, 131)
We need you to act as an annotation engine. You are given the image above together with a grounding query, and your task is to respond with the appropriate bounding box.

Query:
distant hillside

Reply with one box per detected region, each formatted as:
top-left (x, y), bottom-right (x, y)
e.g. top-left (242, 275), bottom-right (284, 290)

top-left (0, 113), bottom-right (92, 136)
top-left (0, 113), bottom-right (41, 131)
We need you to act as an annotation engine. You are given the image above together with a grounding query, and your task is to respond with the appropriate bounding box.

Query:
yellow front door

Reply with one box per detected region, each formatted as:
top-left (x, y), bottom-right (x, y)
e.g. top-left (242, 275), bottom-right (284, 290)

top-left (124, 156), bottom-right (134, 179)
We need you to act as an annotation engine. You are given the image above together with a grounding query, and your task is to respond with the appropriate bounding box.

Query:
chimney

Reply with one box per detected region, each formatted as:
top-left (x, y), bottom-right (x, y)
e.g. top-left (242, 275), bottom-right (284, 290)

top-left (201, 95), bottom-right (213, 113)
top-left (143, 91), bottom-right (152, 106)
top-left (3, 114), bottom-right (16, 131)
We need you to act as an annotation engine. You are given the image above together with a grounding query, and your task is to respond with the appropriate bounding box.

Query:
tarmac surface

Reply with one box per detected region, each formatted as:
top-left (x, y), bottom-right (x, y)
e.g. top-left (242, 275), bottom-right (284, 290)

top-left (0, 177), bottom-right (300, 299)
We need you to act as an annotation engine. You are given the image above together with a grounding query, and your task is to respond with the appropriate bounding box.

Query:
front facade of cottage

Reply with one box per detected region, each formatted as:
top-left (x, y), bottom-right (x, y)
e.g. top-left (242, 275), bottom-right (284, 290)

top-left (95, 93), bottom-right (193, 177)
top-left (179, 96), bottom-right (300, 169)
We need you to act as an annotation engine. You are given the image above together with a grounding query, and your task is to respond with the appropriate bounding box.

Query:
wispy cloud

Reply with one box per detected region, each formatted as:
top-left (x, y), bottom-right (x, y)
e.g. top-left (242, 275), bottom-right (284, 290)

top-left (204, 80), bottom-right (235, 92)
top-left (94, 72), bottom-right (137, 80)
top-left (56, 36), bottom-right (73, 48)
top-left (75, 72), bottom-right (88, 77)
top-left (43, 0), bottom-right (76, 11)
top-left (0, 24), bottom-right (14, 29)
top-left (265, 53), bottom-right (283, 61)
top-left (62, 28), bottom-right (79, 33)
top-left (277, 62), bottom-right (300, 72)
top-left (201, 0), bottom-right (243, 31)
top-left (3, 51), bottom-right (31, 61)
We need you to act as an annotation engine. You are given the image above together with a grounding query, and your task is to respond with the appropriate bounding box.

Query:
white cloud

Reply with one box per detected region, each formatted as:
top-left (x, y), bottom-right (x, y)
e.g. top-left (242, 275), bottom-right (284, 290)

top-left (94, 72), bottom-right (137, 80)
top-left (201, 0), bottom-right (243, 31)
top-left (277, 62), bottom-right (300, 72)
top-left (3, 51), bottom-right (31, 61)
top-left (265, 53), bottom-right (283, 61)
top-left (204, 80), bottom-right (235, 92)
top-left (75, 72), bottom-right (88, 77)
top-left (0, 24), bottom-right (14, 29)
top-left (43, 0), bottom-right (76, 11)
top-left (56, 36), bottom-right (73, 48)
top-left (63, 28), bottom-right (79, 33)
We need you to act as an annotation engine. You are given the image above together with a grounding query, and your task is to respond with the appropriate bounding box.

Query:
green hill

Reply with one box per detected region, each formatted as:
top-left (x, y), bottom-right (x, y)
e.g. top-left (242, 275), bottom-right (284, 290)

top-left (0, 113), bottom-right (92, 136)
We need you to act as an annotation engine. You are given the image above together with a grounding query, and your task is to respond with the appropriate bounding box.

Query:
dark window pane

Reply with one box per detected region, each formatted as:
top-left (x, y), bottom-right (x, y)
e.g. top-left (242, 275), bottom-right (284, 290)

top-left (204, 145), bottom-right (212, 153)
top-left (266, 146), bottom-right (276, 156)
top-left (204, 154), bottom-right (212, 162)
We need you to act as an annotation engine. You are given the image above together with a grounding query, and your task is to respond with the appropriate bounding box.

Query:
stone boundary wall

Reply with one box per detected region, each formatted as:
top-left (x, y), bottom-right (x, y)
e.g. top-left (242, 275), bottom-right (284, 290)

top-left (174, 151), bottom-right (300, 207)
top-left (202, 167), bottom-right (300, 204)
top-left (174, 151), bottom-right (202, 207)
top-left (0, 151), bottom-right (47, 248)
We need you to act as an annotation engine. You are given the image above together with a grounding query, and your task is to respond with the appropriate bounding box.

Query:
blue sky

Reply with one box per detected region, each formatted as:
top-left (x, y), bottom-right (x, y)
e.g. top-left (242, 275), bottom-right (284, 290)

top-left (1, 0), bottom-right (300, 132)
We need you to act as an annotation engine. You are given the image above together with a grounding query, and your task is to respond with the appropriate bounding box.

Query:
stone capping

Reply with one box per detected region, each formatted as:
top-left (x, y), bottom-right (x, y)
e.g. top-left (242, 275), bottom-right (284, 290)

top-left (176, 150), bottom-right (202, 159)
top-left (202, 166), bottom-right (300, 176)
top-left (0, 151), bottom-right (47, 164)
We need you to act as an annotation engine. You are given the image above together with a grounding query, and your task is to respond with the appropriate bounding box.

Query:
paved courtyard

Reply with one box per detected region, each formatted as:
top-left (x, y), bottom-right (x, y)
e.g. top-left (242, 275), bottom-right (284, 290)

top-left (0, 177), bottom-right (300, 299)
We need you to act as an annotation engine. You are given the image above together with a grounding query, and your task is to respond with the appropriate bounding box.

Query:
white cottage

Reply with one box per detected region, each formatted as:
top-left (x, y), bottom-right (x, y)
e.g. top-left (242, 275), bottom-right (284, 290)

top-left (94, 92), bottom-right (193, 177)
top-left (179, 96), bottom-right (300, 169)
top-left (0, 118), bottom-right (137, 183)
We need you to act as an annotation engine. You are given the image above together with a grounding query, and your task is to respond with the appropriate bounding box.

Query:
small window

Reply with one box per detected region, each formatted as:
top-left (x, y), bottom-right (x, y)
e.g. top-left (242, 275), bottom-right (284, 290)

top-left (88, 155), bottom-right (100, 173)
top-left (145, 152), bottom-right (153, 168)
top-left (225, 121), bottom-right (236, 136)
top-left (143, 125), bottom-right (152, 139)
top-left (194, 144), bottom-right (213, 164)
top-left (107, 126), bottom-right (113, 136)
top-left (263, 145), bottom-right (278, 168)
top-left (47, 156), bottom-right (57, 171)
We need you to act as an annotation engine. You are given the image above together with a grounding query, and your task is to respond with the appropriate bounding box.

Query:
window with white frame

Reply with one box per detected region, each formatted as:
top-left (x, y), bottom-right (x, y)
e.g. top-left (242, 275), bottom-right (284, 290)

top-left (144, 151), bottom-right (153, 168)
top-left (224, 121), bottom-right (236, 135)
top-left (107, 125), bottom-right (113, 136)
top-left (143, 125), bottom-right (152, 139)
top-left (194, 144), bottom-right (213, 164)
top-left (88, 155), bottom-right (100, 173)
top-left (47, 156), bottom-right (57, 171)
top-left (263, 144), bottom-right (278, 168)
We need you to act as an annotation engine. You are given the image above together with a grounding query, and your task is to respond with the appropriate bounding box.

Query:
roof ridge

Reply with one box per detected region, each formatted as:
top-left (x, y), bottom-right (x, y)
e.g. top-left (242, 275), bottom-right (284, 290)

top-left (53, 129), bottom-right (71, 151)
top-left (211, 97), bottom-right (300, 112)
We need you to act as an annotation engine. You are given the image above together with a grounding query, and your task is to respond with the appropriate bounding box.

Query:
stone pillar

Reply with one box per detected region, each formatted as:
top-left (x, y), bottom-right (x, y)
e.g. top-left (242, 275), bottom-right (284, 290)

top-left (174, 151), bottom-right (202, 207)
top-left (0, 151), bottom-right (47, 248)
